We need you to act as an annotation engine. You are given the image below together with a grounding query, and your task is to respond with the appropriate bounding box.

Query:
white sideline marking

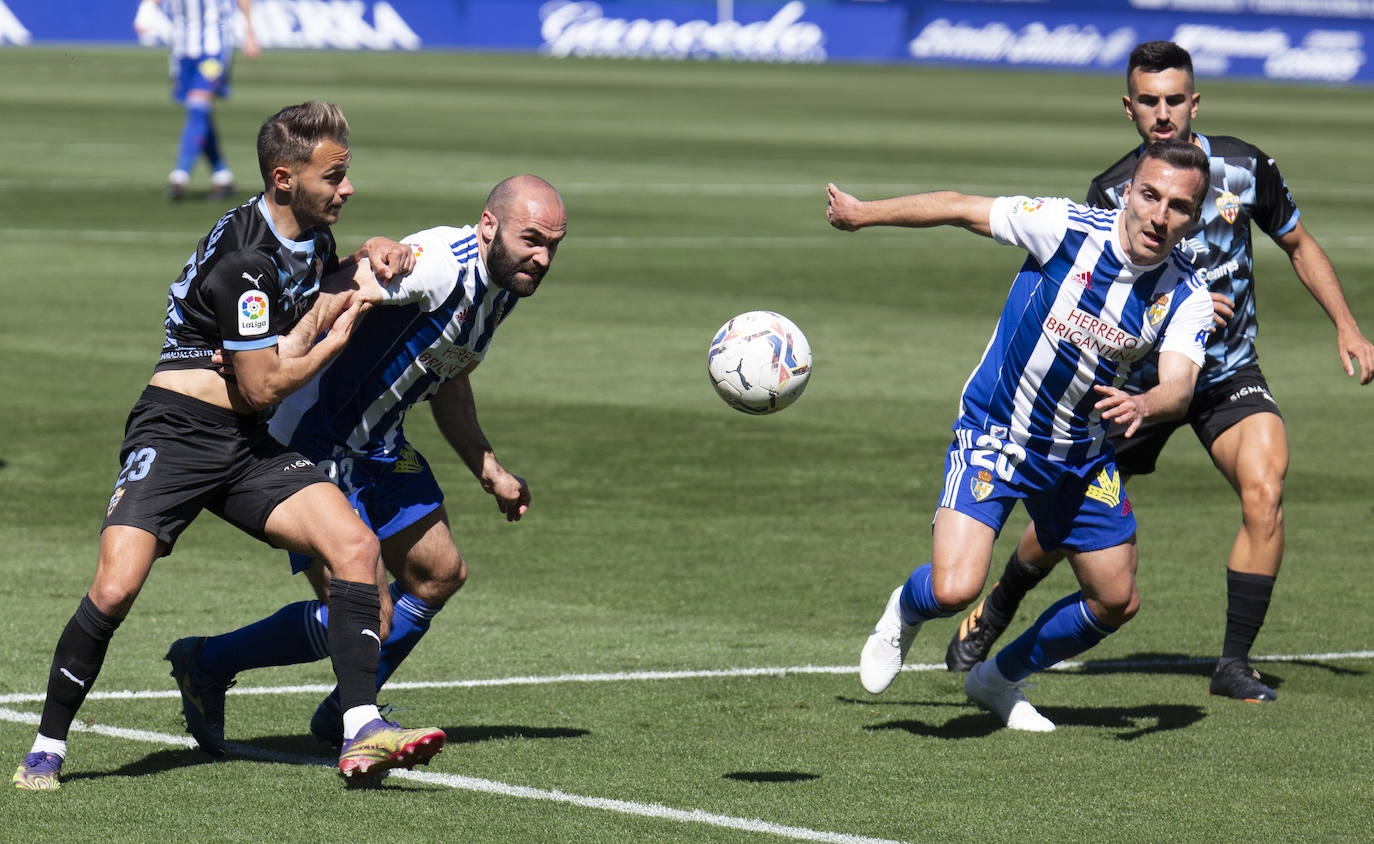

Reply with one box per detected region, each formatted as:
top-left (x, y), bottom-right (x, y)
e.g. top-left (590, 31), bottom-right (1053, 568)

top-left (3, 651), bottom-right (1370, 840)
top-left (1, 650), bottom-right (1369, 706)
top-left (0, 704), bottom-right (908, 844)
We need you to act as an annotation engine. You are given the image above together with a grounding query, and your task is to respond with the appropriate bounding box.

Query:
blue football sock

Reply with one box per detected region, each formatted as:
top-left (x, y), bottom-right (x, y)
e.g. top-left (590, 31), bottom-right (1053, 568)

top-left (202, 114), bottom-right (225, 174)
top-left (199, 600), bottom-right (329, 680)
top-left (175, 101), bottom-right (213, 175)
top-left (994, 592), bottom-right (1116, 682)
top-left (897, 563), bottom-right (953, 625)
top-left (323, 583), bottom-right (441, 710)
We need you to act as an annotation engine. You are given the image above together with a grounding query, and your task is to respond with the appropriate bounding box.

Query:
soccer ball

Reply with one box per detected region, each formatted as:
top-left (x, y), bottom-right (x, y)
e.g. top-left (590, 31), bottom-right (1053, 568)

top-left (707, 311), bottom-right (813, 414)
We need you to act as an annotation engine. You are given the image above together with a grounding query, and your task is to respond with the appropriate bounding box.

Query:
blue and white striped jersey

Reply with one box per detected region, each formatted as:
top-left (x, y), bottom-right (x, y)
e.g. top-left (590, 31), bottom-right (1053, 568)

top-left (269, 225), bottom-right (518, 460)
top-left (164, 0), bottom-right (237, 60)
top-left (957, 196), bottom-right (1213, 464)
top-left (1088, 134), bottom-right (1301, 390)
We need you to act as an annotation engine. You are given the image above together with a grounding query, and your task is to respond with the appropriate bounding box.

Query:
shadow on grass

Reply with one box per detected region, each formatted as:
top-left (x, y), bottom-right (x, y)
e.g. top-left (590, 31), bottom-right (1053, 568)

top-left (723, 771), bottom-right (820, 783)
top-left (61, 747), bottom-right (221, 784)
top-left (65, 724), bottom-right (589, 784)
top-left (863, 702), bottom-right (1205, 741)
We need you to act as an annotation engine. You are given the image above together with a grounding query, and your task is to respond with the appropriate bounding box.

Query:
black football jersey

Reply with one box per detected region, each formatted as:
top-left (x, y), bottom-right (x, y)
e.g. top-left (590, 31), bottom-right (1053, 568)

top-left (155, 195), bottom-right (339, 372)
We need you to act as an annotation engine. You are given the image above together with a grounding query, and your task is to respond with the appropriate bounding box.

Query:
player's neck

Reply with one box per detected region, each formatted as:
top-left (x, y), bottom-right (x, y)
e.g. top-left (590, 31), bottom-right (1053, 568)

top-left (260, 192), bottom-right (313, 241)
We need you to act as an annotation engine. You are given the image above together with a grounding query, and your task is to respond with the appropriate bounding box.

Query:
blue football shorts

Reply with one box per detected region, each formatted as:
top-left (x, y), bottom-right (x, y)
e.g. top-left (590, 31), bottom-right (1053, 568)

top-left (938, 426), bottom-right (1136, 554)
top-left (172, 54), bottom-right (232, 102)
top-left (286, 443), bottom-right (444, 574)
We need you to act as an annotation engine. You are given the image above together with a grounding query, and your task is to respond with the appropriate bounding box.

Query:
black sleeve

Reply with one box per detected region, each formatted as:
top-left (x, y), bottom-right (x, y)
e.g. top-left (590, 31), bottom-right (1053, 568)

top-left (1251, 146), bottom-right (1301, 238)
top-left (1085, 178), bottom-right (1111, 209)
top-left (206, 251), bottom-right (285, 349)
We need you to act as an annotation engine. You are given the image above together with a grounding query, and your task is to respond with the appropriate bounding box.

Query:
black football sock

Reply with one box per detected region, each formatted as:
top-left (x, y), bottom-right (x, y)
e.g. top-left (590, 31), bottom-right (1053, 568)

top-left (1219, 570), bottom-right (1275, 668)
top-left (39, 595), bottom-right (122, 741)
top-left (326, 578), bottom-right (382, 712)
top-left (983, 552), bottom-right (1054, 627)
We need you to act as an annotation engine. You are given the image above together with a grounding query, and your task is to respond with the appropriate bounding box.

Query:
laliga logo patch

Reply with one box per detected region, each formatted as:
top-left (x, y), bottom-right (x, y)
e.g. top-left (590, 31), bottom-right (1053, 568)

top-left (970, 469), bottom-right (994, 502)
top-left (1146, 293), bottom-right (1171, 327)
top-left (238, 292), bottom-right (269, 336)
top-left (107, 486), bottom-right (125, 517)
top-left (1016, 199), bottom-right (1045, 214)
top-left (410, 243), bottom-right (424, 260)
top-left (1216, 190), bottom-right (1240, 224)
top-left (1085, 468), bottom-right (1122, 508)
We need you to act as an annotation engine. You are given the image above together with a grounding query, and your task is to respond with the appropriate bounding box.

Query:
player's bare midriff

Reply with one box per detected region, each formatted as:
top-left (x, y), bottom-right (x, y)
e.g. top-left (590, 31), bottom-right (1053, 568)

top-left (148, 368), bottom-right (255, 415)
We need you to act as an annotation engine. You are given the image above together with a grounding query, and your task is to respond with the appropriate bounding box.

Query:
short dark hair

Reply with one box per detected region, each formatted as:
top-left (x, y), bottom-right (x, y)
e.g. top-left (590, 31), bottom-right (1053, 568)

top-left (1127, 40), bottom-right (1193, 81)
top-left (1136, 139), bottom-right (1210, 209)
top-left (256, 101), bottom-right (350, 188)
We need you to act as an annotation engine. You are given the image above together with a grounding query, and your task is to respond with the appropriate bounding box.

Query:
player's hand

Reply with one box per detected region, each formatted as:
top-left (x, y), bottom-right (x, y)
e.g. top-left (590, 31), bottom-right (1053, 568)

top-left (362, 237), bottom-right (415, 282)
top-left (1337, 327), bottom-right (1374, 385)
top-left (320, 294), bottom-right (369, 349)
top-left (1210, 292), bottom-right (1234, 331)
top-left (242, 30), bottom-right (262, 60)
top-left (211, 348), bottom-right (235, 376)
top-left (482, 467), bottom-right (531, 522)
top-left (1093, 385), bottom-right (1147, 438)
top-left (825, 183), bottom-right (864, 231)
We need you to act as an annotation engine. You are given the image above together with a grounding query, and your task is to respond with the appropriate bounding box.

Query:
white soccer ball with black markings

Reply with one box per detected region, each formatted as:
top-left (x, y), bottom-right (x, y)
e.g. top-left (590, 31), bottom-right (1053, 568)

top-left (707, 311), bottom-right (813, 415)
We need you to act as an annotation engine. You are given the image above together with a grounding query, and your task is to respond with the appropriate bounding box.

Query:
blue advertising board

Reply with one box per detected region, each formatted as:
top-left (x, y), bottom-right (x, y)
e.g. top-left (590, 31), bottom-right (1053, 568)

top-left (1, 0), bottom-right (1370, 83)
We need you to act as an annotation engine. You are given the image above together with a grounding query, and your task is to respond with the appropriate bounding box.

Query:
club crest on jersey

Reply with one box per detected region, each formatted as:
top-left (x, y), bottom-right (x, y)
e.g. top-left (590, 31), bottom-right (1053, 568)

top-left (1216, 190), bottom-right (1241, 224)
top-left (394, 444), bottom-right (424, 474)
top-left (238, 292), bottom-right (269, 336)
top-left (107, 486), bottom-right (125, 517)
top-left (1085, 467), bottom-right (1122, 508)
top-left (970, 469), bottom-right (994, 502)
top-left (1146, 293), bottom-right (1171, 327)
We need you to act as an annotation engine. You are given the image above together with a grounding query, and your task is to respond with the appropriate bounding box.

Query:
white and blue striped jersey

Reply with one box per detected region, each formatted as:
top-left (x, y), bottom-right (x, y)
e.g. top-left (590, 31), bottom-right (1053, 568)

top-left (957, 196), bottom-right (1213, 464)
top-left (164, 0), bottom-right (237, 59)
top-left (269, 225), bottom-right (519, 460)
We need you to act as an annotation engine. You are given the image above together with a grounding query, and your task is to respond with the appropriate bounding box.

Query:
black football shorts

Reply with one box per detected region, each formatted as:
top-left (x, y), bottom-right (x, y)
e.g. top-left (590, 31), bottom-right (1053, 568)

top-left (1109, 365), bottom-right (1283, 477)
top-left (101, 386), bottom-right (329, 554)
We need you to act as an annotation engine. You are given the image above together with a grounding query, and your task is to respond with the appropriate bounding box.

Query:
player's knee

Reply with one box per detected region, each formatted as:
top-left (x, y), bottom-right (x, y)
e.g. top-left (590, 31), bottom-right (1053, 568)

top-left (319, 526), bottom-right (381, 582)
top-left (1240, 477), bottom-right (1284, 536)
top-left (86, 582), bottom-right (138, 619)
top-left (1092, 589), bottom-right (1139, 628)
top-left (930, 582), bottom-right (978, 613)
top-left (406, 549), bottom-right (467, 606)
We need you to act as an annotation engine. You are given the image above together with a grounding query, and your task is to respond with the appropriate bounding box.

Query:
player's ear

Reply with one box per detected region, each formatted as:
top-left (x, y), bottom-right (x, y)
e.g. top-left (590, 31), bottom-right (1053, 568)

top-left (270, 164), bottom-right (294, 194)
top-left (1122, 93), bottom-right (1134, 120)
top-left (478, 208), bottom-right (499, 242)
top-left (1190, 91), bottom-right (1200, 119)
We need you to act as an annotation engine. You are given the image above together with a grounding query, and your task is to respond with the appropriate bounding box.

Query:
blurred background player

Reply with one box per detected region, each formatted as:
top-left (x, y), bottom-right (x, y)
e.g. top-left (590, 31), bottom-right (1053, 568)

top-left (163, 176), bottom-right (565, 753)
top-left (943, 41), bottom-right (1374, 703)
top-left (136, 0), bottom-right (261, 200)
top-left (828, 139), bottom-right (1215, 731)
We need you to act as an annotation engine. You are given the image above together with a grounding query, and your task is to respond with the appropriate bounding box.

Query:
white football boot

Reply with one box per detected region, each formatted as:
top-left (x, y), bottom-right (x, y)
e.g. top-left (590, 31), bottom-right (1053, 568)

top-left (964, 659), bottom-right (1056, 732)
top-left (859, 586), bottom-right (921, 694)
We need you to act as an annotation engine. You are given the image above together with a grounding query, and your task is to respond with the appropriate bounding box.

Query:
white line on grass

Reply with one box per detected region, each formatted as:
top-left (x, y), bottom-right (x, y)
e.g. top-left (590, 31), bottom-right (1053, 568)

top-left (0, 705), bottom-right (907, 844)
top-left (1, 650), bottom-right (1369, 706)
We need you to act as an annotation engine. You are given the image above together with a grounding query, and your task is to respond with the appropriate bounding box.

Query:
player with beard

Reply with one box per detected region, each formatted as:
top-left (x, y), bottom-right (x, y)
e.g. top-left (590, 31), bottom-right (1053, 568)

top-left (943, 42), bottom-right (1374, 703)
top-left (12, 101), bottom-right (450, 790)
top-left (163, 175), bottom-right (567, 751)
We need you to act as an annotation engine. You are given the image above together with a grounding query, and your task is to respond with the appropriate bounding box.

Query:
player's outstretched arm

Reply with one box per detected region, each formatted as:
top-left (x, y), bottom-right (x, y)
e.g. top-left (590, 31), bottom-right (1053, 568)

top-left (1276, 222), bottom-right (1374, 385)
top-left (1094, 352), bottom-right (1200, 438)
top-left (826, 183), bottom-right (995, 237)
top-left (431, 370), bottom-right (530, 522)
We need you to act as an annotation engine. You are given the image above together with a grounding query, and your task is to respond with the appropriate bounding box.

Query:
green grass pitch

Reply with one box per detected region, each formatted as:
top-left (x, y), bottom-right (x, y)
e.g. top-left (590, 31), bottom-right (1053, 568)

top-left (0, 46), bottom-right (1372, 842)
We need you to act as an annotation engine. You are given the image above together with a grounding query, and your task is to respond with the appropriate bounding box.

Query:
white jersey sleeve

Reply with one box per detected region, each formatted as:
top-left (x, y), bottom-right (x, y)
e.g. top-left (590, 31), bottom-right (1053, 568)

top-left (1157, 276), bottom-right (1214, 367)
top-left (376, 226), bottom-right (470, 312)
top-left (988, 196), bottom-right (1072, 264)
